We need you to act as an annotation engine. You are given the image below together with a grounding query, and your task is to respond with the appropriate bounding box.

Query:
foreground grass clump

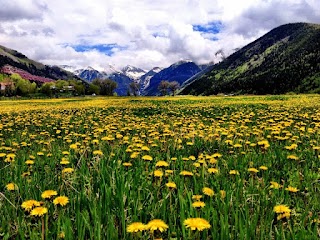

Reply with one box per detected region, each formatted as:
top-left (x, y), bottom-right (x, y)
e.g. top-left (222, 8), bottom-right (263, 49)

top-left (1, 95), bottom-right (320, 239)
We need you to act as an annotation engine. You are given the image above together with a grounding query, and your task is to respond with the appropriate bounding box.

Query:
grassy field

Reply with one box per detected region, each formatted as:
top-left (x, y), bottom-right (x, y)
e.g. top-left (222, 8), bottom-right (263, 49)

top-left (1, 95), bottom-right (320, 239)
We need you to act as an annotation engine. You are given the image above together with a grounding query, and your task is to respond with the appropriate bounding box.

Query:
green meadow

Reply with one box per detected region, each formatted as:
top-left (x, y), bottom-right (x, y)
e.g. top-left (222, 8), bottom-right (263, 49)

top-left (1, 95), bottom-right (319, 239)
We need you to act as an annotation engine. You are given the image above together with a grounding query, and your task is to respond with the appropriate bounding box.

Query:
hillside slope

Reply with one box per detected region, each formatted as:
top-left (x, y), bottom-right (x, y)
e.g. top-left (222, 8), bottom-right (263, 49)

top-left (180, 23), bottom-right (320, 95)
top-left (0, 45), bottom-right (79, 81)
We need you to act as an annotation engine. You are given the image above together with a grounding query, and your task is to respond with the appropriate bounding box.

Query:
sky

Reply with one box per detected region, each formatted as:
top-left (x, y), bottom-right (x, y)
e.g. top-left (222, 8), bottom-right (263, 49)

top-left (0, 0), bottom-right (319, 71)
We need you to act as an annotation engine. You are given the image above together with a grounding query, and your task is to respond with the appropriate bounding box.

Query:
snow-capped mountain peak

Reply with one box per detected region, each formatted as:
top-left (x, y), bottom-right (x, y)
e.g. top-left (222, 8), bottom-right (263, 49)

top-left (103, 64), bottom-right (121, 75)
top-left (121, 65), bottom-right (146, 80)
top-left (85, 66), bottom-right (96, 71)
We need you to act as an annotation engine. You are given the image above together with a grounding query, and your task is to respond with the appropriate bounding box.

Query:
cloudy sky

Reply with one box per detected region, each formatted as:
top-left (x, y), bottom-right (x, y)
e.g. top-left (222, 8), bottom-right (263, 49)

top-left (0, 0), bottom-right (319, 71)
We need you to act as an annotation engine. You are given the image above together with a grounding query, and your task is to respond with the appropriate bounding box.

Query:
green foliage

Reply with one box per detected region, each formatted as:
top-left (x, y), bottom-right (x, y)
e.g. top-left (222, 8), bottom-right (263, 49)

top-left (92, 79), bottom-right (118, 96)
top-left (88, 83), bottom-right (100, 95)
top-left (158, 80), bottom-right (170, 96)
top-left (15, 78), bottom-right (37, 96)
top-left (40, 82), bottom-right (55, 96)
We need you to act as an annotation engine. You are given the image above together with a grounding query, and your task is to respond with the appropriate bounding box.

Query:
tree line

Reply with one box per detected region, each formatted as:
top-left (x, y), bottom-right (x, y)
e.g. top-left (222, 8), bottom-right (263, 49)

top-left (0, 73), bottom-right (182, 97)
top-left (0, 74), bottom-right (118, 97)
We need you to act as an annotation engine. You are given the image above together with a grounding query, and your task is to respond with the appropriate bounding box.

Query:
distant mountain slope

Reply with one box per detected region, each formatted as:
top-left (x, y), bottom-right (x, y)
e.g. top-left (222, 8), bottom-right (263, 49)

top-left (144, 61), bottom-right (201, 96)
top-left (180, 63), bottom-right (215, 89)
top-left (180, 23), bottom-right (320, 95)
top-left (0, 45), bottom-right (79, 81)
top-left (139, 67), bottom-right (162, 92)
top-left (107, 73), bottom-right (133, 96)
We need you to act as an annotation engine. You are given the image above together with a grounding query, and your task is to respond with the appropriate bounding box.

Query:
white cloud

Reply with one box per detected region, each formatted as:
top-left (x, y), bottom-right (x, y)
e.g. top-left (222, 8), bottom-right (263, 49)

top-left (0, 0), bottom-right (319, 70)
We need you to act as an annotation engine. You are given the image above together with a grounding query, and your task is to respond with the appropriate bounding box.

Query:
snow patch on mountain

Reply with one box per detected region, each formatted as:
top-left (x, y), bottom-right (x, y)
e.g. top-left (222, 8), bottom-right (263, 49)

top-left (59, 65), bottom-right (79, 73)
top-left (121, 65), bottom-right (146, 80)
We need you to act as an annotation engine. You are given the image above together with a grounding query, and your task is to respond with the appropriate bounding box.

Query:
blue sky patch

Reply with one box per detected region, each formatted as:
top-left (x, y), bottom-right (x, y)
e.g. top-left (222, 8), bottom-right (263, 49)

top-left (193, 21), bottom-right (223, 36)
top-left (69, 43), bottom-right (126, 56)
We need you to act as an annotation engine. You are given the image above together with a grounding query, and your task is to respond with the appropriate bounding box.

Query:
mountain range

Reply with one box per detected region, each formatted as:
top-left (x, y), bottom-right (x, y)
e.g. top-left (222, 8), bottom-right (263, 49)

top-left (1, 22), bottom-right (320, 96)
top-left (60, 61), bottom-right (210, 96)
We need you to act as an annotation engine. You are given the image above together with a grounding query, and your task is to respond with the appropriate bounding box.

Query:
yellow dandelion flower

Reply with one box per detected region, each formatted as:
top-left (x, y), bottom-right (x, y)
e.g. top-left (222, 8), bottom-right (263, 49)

top-left (220, 190), bottom-right (226, 199)
top-left (53, 196), bottom-right (69, 206)
top-left (25, 160), bottom-right (34, 165)
top-left (180, 170), bottom-right (193, 176)
top-left (146, 219), bottom-right (168, 232)
top-left (166, 182), bottom-right (177, 189)
top-left (277, 212), bottom-right (291, 220)
top-left (58, 231), bottom-right (65, 239)
top-left (62, 168), bottom-right (74, 174)
top-left (202, 187), bottom-right (214, 197)
top-left (270, 181), bottom-right (282, 189)
top-left (123, 162), bottom-right (132, 167)
top-left (130, 152), bottom-right (139, 158)
top-left (229, 170), bottom-right (239, 175)
top-left (21, 200), bottom-right (41, 211)
top-left (193, 162), bottom-right (200, 168)
top-left (184, 218), bottom-right (211, 231)
top-left (285, 186), bottom-right (299, 193)
top-left (92, 139), bottom-right (99, 144)
top-left (192, 201), bottom-right (206, 208)
top-left (41, 190), bottom-right (58, 199)
top-left (142, 155), bottom-right (153, 161)
top-left (208, 168), bottom-right (219, 174)
top-left (165, 169), bottom-right (174, 176)
top-left (22, 171), bottom-right (31, 177)
top-left (141, 146), bottom-right (150, 151)
top-left (212, 153), bottom-right (222, 158)
top-left (93, 150), bottom-right (103, 156)
top-left (285, 143), bottom-right (298, 150)
top-left (155, 161), bottom-right (169, 167)
top-left (60, 158), bottom-right (70, 165)
top-left (259, 166), bottom-right (268, 170)
top-left (6, 153), bottom-right (16, 159)
top-left (30, 207), bottom-right (48, 217)
top-left (248, 168), bottom-right (259, 173)
top-left (6, 183), bottom-right (17, 191)
top-left (69, 144), bottom-right (77, 149)
top-left (273, 205), bottom-right (291, 214)
top-left (258, 140), bottom-right (270, 148)
top-left (312, 219), bottom-right (320, 224)
top-left (209, 158), bottom-right (218, 164)
top-left (192, 195), bottom-right (202, 201)
top-left (37, 152), bottom-right (44, 156)
top-left (233, 143), bottom-right (242, 148)
top-left (287, 155), bottom-right (299, 160)
top-left (153, 170), bottom-right (163, 178)
top-left (127, 222), bottom-right (146, 233)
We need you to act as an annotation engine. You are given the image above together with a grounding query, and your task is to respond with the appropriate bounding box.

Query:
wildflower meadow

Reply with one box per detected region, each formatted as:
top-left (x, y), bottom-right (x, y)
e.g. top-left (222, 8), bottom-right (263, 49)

top-left (1, 95), bottom-right (319, 239)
